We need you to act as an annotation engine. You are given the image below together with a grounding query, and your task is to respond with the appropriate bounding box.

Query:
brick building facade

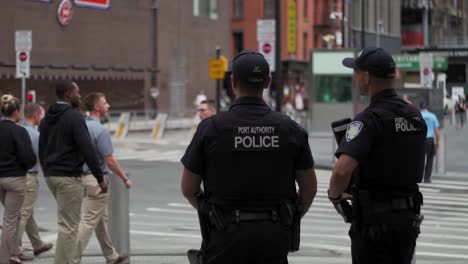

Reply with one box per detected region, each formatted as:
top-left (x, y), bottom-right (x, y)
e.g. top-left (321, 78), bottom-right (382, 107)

top-left (0, 0), bottom-right (230, 115)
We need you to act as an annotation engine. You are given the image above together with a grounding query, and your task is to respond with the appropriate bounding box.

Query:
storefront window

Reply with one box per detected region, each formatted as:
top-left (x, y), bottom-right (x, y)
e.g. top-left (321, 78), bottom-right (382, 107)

top-left (314, 75), bottom-right (352, 103)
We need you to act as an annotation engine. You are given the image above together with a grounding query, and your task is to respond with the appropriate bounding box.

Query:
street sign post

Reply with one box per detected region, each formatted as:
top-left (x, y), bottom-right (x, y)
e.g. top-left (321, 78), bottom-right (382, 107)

top-left (257, 19), bottom-right (276, 72)
top-left (258, 40), bottom-right (275, 72)
top-left (419, 53), bottom-right (433, 88)
top-left (16, 51), bottom-right (30, 78)
top-left (15, 30), bottom-right (32, 118)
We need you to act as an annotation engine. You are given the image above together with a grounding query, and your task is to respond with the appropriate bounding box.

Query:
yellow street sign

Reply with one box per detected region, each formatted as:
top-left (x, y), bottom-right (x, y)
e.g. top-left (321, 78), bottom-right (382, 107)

top-left (209, 58), bottom-right (227, 80)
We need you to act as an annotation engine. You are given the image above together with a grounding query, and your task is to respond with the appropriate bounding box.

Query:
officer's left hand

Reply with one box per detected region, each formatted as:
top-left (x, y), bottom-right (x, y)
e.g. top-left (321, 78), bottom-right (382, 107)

top-left (328, 190), bottom-right (353, 204)
top-left (340, 192), bottom-right (353, 201)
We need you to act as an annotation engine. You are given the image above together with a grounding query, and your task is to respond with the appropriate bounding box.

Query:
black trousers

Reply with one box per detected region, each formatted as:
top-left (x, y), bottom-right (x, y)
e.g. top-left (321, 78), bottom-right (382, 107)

top-left (424, 138), bottom-right (436, 182)
top-left (349, 214), bottom-right (419, 264)
top-left (202, 221), bottom-right (290, 264)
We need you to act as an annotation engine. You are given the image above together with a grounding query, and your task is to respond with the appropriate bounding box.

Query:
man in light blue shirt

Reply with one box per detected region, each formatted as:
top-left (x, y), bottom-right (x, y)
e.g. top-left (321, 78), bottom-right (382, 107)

top-left (420, 102), bottom-right (440, 183)
top-left (71, 92), bottom-right (132, 264)
top-left (19, 103), bottom-right (53, 259)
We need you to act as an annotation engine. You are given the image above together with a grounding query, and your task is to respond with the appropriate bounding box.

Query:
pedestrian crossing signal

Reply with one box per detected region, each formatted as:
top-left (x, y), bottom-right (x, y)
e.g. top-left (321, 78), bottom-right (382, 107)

top-left (27, 90), bottom-right (36, 103)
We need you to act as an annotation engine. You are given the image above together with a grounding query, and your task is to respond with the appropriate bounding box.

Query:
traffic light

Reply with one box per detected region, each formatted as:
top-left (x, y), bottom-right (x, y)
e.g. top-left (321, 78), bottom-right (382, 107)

top-left (27, 90), bottom-right (36, 103)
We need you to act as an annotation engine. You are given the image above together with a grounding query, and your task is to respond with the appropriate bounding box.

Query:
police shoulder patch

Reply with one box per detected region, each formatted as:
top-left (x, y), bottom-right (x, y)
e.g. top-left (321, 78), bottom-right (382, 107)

top-left (346, 121), bottom-right (364, 142)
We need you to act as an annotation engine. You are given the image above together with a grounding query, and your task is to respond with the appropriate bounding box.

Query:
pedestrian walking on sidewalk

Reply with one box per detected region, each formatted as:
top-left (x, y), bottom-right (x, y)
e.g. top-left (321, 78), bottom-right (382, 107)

top-left (0, 95), bottom-right (36, 264)
top-left (329, 47), bottom-right (427, 264)
top-left (197, 100), bottom-right (217, 121)
top-left (181, 50), bottom-right (317, 264)
top-left (420, 102), bottom-right (440, 183)
top-left (39, 81), bottom-right (108, 264)
top-left (18, 103), bottom-right (53, 259)
top-left (71, 92), bottom-right (131, 264)
top-left (455, 97), bottom-right (466, 129)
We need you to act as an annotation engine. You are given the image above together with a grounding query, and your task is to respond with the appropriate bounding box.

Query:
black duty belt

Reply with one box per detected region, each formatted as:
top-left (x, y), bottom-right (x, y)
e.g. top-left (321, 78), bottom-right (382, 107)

top-left (230, 209), bottom-right (279, 223)
top-left (370, 197), bottom-right (415, 213)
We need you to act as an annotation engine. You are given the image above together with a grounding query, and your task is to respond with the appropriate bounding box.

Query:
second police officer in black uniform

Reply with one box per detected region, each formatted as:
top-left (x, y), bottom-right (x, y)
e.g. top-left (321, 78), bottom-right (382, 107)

top-left (180, 50), bottom-right (317, 264)
top-left (328, 47), bottom-right (427, 264)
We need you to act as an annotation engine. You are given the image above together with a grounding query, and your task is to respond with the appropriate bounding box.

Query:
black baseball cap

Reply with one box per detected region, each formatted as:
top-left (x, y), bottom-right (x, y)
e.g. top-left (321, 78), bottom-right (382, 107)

top-left (342, 47), bottom-right (396, 79)
top-left (232, 50), bottom-right (270, 84)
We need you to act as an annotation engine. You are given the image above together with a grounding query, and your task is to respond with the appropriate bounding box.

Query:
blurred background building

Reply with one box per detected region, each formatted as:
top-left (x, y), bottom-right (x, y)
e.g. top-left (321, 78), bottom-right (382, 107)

top-left (0, 0), bottom-right (229, 117)
top-left (0, 0), bottom-right (467, 131)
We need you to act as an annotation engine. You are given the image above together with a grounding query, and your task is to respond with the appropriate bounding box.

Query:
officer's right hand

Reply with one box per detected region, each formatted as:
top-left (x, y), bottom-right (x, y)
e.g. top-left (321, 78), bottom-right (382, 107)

top-left (99, 179), bottom-right (109, 193)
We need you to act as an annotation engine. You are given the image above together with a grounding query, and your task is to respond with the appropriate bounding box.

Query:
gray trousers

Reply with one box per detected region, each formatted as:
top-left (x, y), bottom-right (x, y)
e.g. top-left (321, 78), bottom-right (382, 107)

top-left (0, 176), bottom-right (26, 264)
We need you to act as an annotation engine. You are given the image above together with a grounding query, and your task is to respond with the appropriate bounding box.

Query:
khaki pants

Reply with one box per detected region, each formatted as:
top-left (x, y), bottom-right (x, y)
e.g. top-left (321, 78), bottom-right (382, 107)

top-left (46, 177), bottom-right (83, 264)
top-left (71, 175), bottom-right (119, 264)
top-left (18, 173), bottom-right (46, 250)
top-left (0, 177), bottom-right (26, 264)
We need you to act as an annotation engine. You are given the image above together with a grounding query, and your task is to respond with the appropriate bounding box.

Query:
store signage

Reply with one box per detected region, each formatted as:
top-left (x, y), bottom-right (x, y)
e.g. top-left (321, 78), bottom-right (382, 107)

top-left (287, 0), bottom-right (297, 53)
top-left (74, 0), bottom-right (110, 10)
top-left (394, 55), bottom-right (448, 71)
top-left (57, 0), bottom-right (73, 26)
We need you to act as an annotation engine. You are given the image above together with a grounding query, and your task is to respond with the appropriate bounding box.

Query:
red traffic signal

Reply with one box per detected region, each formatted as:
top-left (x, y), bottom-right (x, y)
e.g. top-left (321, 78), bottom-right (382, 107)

top-left (27, 90), bottom-right (36, 103)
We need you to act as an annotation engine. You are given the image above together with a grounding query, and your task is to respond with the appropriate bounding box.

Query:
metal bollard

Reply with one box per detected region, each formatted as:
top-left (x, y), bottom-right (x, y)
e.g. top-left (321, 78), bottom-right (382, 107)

top-left (435, 129), bottom-right (446, 175)
top-left (108, 173), bottom-right (131, 261)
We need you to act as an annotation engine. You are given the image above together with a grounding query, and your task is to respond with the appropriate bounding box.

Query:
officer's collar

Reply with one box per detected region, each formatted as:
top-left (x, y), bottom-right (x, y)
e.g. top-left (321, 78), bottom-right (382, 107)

top-left (230, 96), bottom-right (267, 109)
top-left (370, 89), bottom-right (397, 104)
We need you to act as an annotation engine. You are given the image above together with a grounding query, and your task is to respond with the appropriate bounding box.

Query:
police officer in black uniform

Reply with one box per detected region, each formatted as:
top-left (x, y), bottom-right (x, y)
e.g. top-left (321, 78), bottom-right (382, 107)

top-left (328, 47), bottom-right (427, 264)
top-left (181, 50), bottom-right (317, 264)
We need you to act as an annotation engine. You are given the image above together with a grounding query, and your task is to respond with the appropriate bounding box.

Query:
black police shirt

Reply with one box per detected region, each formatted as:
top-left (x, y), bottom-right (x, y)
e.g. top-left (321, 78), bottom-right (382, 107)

top-left (181, 96), bottom-right (314, 202)
top-left (335, 89), bottom-right (426, 194)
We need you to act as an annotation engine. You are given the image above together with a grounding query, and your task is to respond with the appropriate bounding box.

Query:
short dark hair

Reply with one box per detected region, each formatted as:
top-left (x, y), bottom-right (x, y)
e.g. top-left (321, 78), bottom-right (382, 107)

top-left (55, 80), bottom-right (77, 99)
top-left (24, 103), bottom-right (42, 118)
top-left (84, 92), bottom-right (105, 111)
top-left (200, 99), bottom-right (216, 110)
top-left (0, 94), bottom-right (21, 117)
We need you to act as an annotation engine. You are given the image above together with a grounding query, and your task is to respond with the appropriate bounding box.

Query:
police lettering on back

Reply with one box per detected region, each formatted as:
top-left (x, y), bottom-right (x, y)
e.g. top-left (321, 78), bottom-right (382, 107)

top-left (234, 126), bottom-right (280, 150)
top-left (394, 117), bottom-right (422, 133)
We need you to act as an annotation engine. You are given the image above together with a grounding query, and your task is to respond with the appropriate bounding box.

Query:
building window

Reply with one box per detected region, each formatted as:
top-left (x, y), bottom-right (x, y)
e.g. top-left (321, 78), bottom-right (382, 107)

top-left (233, 0), bottom-right (243, 18)
top-left (233, 32), bottom-right (244, 55)
top-left (303, 32), bottom-right (308, 60)
top-left (352, 0), bottom-right (361, 28)
top-left (303, 0), bottom-right (308, 19)
top-left (194, 0), bottom-right (218, 20)
top-left (264, 0), bottom-right (275, 18)
top-left (367, 0), bottom-right (374, 32)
